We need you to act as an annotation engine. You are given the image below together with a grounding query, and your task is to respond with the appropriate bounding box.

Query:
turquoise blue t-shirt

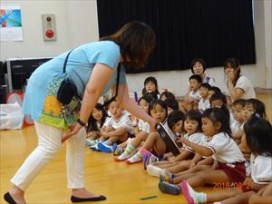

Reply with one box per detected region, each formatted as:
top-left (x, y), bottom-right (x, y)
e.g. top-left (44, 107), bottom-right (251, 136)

top-left (23, 41), bottom-right (126, 127)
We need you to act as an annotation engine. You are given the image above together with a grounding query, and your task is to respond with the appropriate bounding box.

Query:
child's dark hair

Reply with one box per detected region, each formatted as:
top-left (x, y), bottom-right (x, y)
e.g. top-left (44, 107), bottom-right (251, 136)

top-left (87, 103), bottom-right (108, 132)
top-left (202, 107), bottom-right (232, 137)
top-left (232, 99), bottom-right (247, 107)
top-left (138, 93), bottom-right (156, 105)
top-left (200, 83), bottom-right (212, 90)
top-left (184, 110), bottom-right (202, 132)
top-left (209, 92), bottom-right (227, 105)
top-left (167, 110), bottom-right (185, 131)
top-left (244, 114), bottom-right (272, 156)
top-left (160, 90), bottom-right (176, 100)
top-left (148, 99), bottom-right (168, 120)
top-left (144, 92), bottom-right (159, 100)
top-left (189, 74), bottom-right (202, 84)
top-left (209, 86), bottom-right (222, 94)
top-left (164, 98), bottom-right (179, 111)
top-left (190, 58), bottom-right (207, 73)
top-left (246, 98), bottom-right (267, 119)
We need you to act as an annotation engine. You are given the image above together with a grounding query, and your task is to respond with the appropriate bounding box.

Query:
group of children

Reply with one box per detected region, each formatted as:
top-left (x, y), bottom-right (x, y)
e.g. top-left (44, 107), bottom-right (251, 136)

top-left (84, 69), bottom-right (272, 204)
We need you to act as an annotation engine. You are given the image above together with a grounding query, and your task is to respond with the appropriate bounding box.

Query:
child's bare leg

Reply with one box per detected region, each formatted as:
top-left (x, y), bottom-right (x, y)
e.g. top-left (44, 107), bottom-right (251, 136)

top-left (163, 152), bottom-right (173, 160)
top-left (116, 133), bottom-right (147, 161)
top-left (248, 183), bottom-right (272, 204)
top-left (130, 132), bottom-right (148, 148)
top-left (219, 191), bottom-right (255, 204)
top-left (172, 172), bottom-right (197, 184)
top-left (203, 188), bottom-right (244, 203)
top-left (141, 132), bottom-right (159, 151)
top-left (126, 133), bottom-right (162, 164)
top-left (106, 136), bottom-right (120, 145)
top-left (167, 160), bottom-right (191, 173)
top-left (153, 136), bottom-right (167, 156)
top-left (108, 127), bottom-right (128, 143)
top-left (153, 160), bottom-right (171, 166)
top-left (186, 169), bottom-right (230, 188)
top-left (179, 183), bottom-right (244, 204)
top-left (174, 164), bottom-right (212, 177)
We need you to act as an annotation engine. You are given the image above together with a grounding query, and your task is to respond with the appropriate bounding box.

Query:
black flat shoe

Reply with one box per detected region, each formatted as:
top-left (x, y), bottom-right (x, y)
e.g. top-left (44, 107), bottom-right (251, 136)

top-left (3, 192), bottom-right (17, 204)
top-left (71, 195), bottom-right (106, 202)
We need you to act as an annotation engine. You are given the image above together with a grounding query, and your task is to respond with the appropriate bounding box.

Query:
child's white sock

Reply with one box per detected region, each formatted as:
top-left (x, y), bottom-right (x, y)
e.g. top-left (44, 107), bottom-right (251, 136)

top-left (146, 165), bottom-right (164, 177)
top-left (117, 143), bottom-right (136, 161)
top-left (126, 152), bottom-right (142, 164)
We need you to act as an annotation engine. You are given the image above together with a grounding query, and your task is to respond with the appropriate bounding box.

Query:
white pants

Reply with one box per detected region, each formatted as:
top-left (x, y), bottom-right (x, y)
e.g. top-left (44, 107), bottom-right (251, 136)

top-left (11, 121), bottom-right (86, 191)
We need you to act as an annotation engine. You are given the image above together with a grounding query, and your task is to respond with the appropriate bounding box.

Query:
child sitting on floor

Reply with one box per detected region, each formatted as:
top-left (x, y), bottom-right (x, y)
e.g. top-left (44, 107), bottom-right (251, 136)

top-left (86, 103), bottom-right (109, 146)
top-left (198, 83), bottom-right (212, 113)
top-left (113, 94), bottom-right (154, 158)
top-left (181, 115), bottom-right (272, 204)
top-left (231, 99), bottom-right (247, 144)
top-left (239, 98), bottom-right (267, 176)
top-left (93, 100), bottom-right (134, 153)
top-left (158, 107), bottom-right (246, 195)
top-left (119, 99), bottom-right (169, 164)
top-left (185, 75), bottom-right (202, 111)
top-left (146, 110), bottom-right (205, 177)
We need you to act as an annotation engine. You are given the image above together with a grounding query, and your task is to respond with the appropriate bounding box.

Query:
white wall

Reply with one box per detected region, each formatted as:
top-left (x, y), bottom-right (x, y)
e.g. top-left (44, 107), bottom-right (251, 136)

top-left (1, 0), bottom-right (271, 97)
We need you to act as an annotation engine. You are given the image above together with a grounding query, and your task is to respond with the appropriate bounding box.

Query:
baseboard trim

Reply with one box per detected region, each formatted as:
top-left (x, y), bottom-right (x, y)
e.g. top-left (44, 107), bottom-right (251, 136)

top-left (255, 87), bottom-right (272, 94)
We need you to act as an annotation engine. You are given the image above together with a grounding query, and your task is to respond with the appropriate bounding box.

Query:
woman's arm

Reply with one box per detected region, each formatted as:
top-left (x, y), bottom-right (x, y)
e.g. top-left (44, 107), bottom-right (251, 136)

top-left (115, 83), bottom-right (156, 131)
top-left (226, 72), bottom-right (244, 100)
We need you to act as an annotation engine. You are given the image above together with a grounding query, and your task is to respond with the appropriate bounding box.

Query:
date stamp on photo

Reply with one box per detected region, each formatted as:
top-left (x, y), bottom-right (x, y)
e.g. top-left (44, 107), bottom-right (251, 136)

top-left (213, 182), bottom-right (254, 189)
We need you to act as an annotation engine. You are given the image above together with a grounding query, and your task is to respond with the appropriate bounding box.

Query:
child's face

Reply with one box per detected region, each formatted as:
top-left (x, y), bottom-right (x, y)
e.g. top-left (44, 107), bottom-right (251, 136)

top-left (184, 118), bottom-right (199, 135)
top-left (145, 81), bottom-right (157, 93)
top-left (150, 104), bottom-right (167, 123)
top-left (192, 62), bottom-right (204, 75)
top-left (108, 101), bottom-right (123, 118)
top-left (211, 99), bottom-right (224, 108)
top-left (242, 104), bottom-right (254, 121)
top-left (201, 117), bottom-right (218, 137)
top-left (172, 120), bottom-right (184, 134)
top-left (92, 108), bottom-right (103, 121)
top-left (138, 99), bottom-right (149, 113)
top-left (199, 87), bottom-right (209, 98)
top-left (232, 104), bottom-right (245, 123)
top-left (189, 79), bottom-right (201, 91)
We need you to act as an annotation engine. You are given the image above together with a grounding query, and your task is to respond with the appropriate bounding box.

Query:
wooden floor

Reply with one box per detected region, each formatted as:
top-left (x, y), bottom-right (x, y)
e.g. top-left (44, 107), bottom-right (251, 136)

top-left (0, 93), bottom-right (271, 204)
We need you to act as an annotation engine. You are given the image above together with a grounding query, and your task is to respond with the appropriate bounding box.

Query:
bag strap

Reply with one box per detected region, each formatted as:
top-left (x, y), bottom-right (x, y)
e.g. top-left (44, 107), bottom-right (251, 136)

top-left (62, 50), bottom-right (73, 73)
top-left (101, 64), bottom-right (121, 107)
top-left (62, 49), bottom-right (120, 106)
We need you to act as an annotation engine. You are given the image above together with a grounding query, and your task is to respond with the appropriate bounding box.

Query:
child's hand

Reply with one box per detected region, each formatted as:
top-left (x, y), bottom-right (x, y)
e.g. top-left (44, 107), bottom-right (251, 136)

top-left (179, 137), bottom-right (190, 146)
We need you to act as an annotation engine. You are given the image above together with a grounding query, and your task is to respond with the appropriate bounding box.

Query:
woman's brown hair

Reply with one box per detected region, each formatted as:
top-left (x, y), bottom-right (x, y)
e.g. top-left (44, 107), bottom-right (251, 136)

top-left (101, 21), bottom-right (156, 69)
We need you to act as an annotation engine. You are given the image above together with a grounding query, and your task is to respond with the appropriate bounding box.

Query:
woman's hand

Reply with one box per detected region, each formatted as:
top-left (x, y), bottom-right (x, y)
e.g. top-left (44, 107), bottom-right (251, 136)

top-left (62, 123), bottom-right (83, 143)
top-left (226, 69), bottom-right (235, 84)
